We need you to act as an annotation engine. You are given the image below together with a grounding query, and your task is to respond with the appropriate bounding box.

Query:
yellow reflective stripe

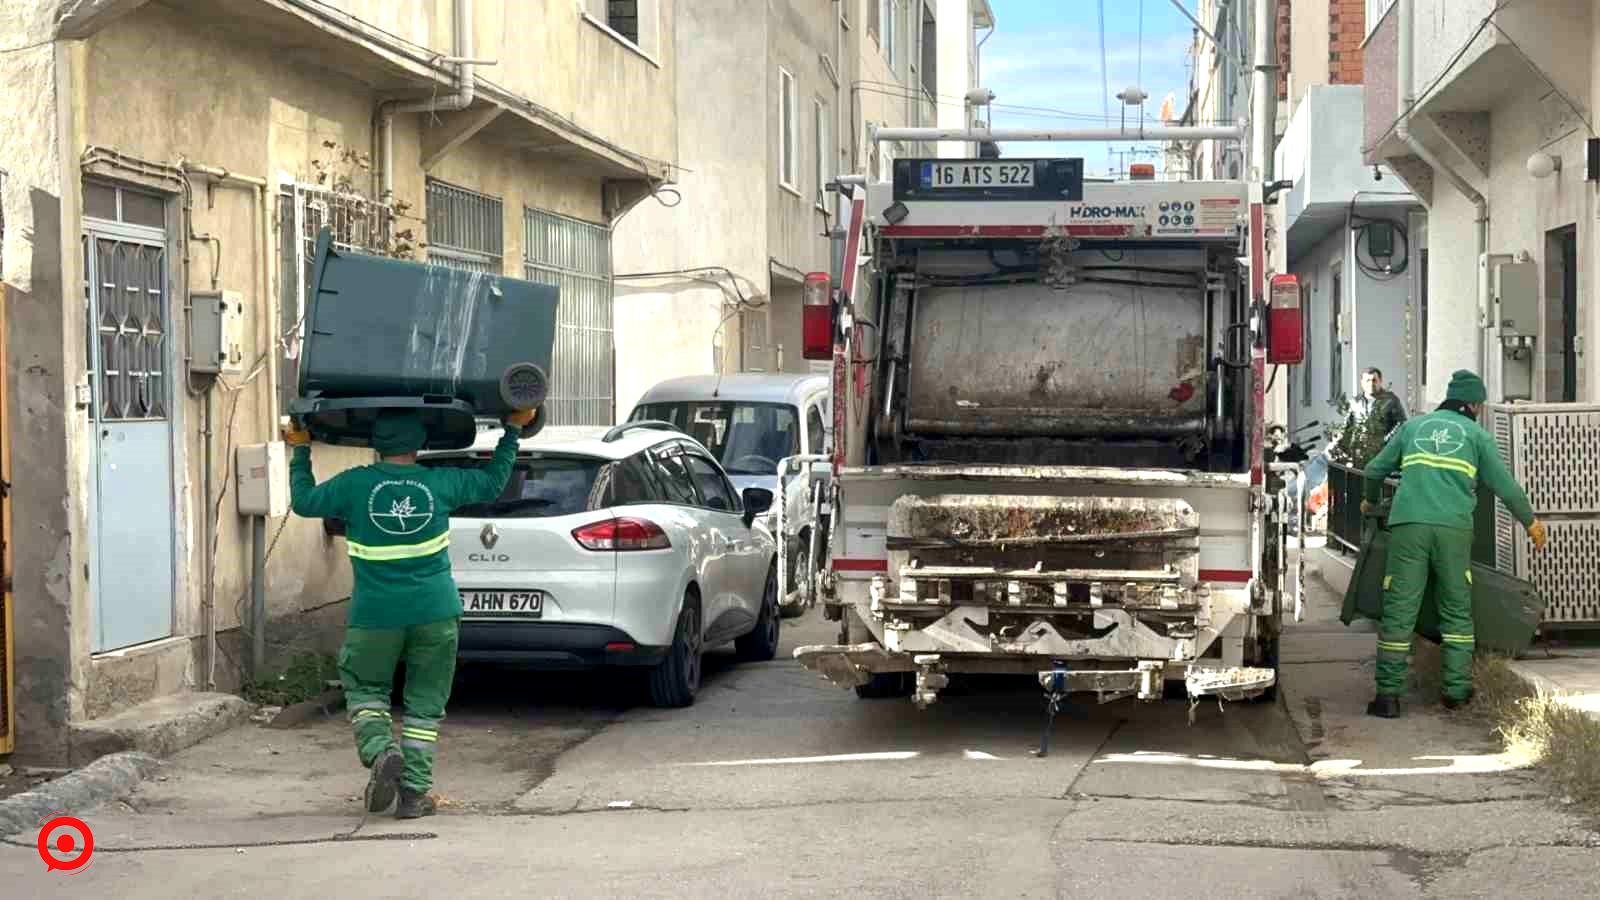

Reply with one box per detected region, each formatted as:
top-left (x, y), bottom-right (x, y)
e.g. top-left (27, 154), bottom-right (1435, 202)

top-left (1440, 633), bottom-right (1476, 645)
top-left (401, 729), bottom-right (437, 741)
top-left (1377, 641), bottom-right (1412, 652)
top-left (347, 532), bottom-right (451, 562)
top-left (352, 709), bottom-right (391, 720)
top-left (1465, 569), bottom-right (1473, 585)
top-left (1383, 575), bottom-right (1392, 590)
top-left (1401, 453), bottom-right (1477, 478)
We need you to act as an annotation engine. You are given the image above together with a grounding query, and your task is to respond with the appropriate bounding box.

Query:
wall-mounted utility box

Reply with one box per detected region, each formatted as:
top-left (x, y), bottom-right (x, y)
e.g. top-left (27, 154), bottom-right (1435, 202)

top-left (236, 441), bottom-right (288, 517)
top-left (191, 290), bottom-right (245, 375)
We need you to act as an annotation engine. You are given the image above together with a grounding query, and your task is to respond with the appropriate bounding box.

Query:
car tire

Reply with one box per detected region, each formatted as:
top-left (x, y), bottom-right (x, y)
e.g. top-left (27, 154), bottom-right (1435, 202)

top-left (735, 564), bottom-right (781, 662)
top-left (648, 596), bottom-right (703, 708)
top-left (854, 671), bottom-right (913, 699)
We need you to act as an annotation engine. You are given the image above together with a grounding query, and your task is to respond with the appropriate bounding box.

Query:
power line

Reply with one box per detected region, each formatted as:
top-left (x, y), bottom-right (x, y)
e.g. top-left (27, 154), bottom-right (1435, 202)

top-left (0, 37), bottom-right (52, 54)
top-left (1137, 0), bottom-right (1145, 89)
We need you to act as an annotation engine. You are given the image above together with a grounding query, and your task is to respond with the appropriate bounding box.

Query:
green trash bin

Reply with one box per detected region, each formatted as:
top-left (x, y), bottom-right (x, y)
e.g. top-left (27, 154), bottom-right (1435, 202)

top-left (290, 228), bottom-right (559, 450)
top-left (1341, 502), bottom-right (1546, 657)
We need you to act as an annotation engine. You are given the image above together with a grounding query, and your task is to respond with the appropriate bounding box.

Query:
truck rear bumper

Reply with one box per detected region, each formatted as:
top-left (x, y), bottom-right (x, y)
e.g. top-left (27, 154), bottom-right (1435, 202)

top-left (793, 642), bottom-right (1275, 706)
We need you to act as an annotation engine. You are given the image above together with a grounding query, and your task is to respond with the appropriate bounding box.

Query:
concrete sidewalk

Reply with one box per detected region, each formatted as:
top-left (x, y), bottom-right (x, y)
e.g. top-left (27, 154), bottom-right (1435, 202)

top-left (1307, 541), bottom-right (1600, 721)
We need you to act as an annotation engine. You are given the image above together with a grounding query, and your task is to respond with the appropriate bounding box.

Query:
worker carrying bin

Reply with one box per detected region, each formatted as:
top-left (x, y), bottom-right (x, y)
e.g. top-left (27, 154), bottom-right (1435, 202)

top-left (289, 227), bottom-right (558, 450)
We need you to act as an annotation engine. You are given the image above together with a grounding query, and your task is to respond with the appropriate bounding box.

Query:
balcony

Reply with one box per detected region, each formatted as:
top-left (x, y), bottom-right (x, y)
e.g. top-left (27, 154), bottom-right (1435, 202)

top-left (1363, 0), bottom-right (1589, 183)
top-left (1276, 85), bottom-right (1416, 260)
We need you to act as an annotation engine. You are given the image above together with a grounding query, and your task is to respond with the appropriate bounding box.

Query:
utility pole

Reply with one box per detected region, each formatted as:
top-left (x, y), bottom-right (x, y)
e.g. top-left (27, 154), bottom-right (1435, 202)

top-left (1251, 0), bottom-right (1278, 183)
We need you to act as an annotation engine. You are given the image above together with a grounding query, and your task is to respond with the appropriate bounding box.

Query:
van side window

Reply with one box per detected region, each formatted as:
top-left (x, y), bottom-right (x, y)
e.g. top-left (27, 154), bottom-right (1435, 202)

top-left (806, 403), bottom-right (826, 455)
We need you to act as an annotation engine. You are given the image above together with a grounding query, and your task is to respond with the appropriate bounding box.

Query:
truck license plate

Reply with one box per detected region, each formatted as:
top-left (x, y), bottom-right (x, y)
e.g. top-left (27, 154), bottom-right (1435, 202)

top-left (921, 161), bottom-right (1036, 189)
top-left (461, 590), bottom-right (544, 617)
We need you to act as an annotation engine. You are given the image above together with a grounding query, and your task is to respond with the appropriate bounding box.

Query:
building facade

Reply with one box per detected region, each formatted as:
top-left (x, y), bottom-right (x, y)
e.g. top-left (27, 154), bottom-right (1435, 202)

top-left (1364, 0), bottom-right (1596, 405)
top-left (613, 0), bottom-right (989, 418)
top-left (1, 0), bottom-right (676, 764)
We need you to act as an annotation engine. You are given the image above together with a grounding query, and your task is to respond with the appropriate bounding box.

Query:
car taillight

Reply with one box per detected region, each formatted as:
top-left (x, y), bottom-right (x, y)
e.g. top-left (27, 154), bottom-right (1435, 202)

top-left (571, 517), bottom-right (671, 551)
top-left (802, 271), bottom-right (833, 360)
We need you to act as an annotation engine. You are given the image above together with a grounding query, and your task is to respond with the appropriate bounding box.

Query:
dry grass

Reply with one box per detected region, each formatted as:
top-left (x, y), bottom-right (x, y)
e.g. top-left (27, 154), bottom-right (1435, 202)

top-left (1471, 654), bottom-right (1600, 811)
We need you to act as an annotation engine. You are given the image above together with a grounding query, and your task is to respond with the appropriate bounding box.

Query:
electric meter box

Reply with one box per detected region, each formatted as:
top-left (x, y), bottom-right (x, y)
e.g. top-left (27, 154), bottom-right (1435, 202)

top-left (190, 290), bottom-right (245, 375)
top-left (290, 228), bottom-right (557, 450)
top-left (236, 441), bottom-right (288, 517)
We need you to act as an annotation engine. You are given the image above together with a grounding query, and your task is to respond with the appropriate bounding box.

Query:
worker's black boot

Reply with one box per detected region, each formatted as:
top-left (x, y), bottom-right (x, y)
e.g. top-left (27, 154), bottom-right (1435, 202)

top-left (1366, 695), bottom-right (1401, 719)
top-left (396, 788), bottom-right (437, 819)
top-left (1442, 691), bottom-right (1474, 711)
top-left (364, 746), bottom-right (404, 813)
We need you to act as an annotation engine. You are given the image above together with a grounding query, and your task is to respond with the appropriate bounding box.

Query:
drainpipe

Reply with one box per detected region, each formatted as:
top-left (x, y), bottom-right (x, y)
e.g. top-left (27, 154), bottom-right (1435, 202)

top-left (1396, 0), bottom-right (1489, 387)
top-left (379, 0), bottom-right (487, 203)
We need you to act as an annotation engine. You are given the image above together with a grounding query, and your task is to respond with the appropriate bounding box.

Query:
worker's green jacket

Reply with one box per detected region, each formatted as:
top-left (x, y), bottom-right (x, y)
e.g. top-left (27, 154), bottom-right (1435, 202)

top-left (289, 427), bottom-right (522, 629)
top-left (1362, 408), bottom-right (1535, 531)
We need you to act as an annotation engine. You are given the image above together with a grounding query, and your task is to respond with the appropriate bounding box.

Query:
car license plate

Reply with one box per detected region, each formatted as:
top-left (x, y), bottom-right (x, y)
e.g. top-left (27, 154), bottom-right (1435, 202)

top-left (920, 161), bottom-right (1036, 189)
top-left (461, 590), bottom-right (544, 617)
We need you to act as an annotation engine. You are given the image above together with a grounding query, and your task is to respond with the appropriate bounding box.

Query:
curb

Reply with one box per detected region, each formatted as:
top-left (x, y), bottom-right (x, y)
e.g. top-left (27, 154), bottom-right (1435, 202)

top-left (1504, 660), bottom-right (1600, 723)
top-left (0, 752), bottom-right (162, 840)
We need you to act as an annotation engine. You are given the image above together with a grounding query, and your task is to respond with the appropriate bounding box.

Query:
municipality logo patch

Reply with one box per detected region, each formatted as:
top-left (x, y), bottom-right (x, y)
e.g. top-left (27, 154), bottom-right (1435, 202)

top-left (1412, 420), bottom-right (1467, 456)
top-left (368, 480), bottom-right (437, 535)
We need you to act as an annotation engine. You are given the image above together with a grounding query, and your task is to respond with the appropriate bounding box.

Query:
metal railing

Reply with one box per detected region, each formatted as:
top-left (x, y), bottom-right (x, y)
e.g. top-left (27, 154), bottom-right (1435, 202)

top-left (1327, 462), bottom-right (1397, 553)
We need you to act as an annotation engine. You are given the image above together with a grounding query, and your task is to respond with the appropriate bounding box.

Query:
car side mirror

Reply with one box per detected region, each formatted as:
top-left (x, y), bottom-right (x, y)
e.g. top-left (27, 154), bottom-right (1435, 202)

top-left (742, 487), bottom-right (775, 526)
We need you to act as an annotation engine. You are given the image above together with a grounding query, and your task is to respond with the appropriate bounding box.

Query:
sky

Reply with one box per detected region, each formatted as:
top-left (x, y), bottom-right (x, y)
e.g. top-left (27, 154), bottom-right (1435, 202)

top-left (978, 0), bottom-right (1198, 175)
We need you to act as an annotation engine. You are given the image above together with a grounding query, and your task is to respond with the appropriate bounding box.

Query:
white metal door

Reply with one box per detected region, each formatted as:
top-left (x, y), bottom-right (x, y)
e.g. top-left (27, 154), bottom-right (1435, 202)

top-left (84, 188), bottom-right (176, 652)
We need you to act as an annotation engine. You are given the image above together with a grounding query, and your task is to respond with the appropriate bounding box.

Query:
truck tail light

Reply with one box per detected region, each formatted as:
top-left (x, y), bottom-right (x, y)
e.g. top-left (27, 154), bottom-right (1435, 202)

top-left (572, 517), bottom-right (671, 551)
top-left (802, 272), bottom-right (833, 360)
top-left (1129, 163), bottom-right (1155, 180)
top-left (1267, 274), bottom-right (1304, 365)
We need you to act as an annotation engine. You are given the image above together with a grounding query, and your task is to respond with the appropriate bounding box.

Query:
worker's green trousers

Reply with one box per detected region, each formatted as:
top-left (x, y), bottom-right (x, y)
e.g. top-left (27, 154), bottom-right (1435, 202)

top-left (338, 618), bottom-right (459, 793)
top-left (1377, 524), bottom-right (1476, 701)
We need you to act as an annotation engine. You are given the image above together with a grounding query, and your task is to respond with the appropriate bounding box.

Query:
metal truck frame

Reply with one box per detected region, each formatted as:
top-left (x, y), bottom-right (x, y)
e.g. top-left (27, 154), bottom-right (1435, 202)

top-left (791, 128), bottom-right (1302, 724)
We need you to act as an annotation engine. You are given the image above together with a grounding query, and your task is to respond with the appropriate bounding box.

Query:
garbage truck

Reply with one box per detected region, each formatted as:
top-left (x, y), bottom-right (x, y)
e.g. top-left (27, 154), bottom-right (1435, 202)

top-left (790, 129), bottom-right (1307, 719)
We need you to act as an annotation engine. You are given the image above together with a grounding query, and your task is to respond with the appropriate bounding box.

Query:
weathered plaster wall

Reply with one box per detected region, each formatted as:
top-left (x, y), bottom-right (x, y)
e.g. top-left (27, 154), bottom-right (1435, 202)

top-left (611, 0), bottom-right (768, 408)
top-left (322, 0), bottom-right (679, 168)
top-left (0, 20), bottom-right (89, 761)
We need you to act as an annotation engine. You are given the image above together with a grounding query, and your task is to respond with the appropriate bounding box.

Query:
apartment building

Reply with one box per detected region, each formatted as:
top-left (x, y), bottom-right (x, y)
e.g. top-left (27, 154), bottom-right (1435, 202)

top-left (1364, 0), bottom-right (1595, 405)
top-left (0, 0), bottom-right (676, 764)
top-left (613, 0), bottom-right (992, 414)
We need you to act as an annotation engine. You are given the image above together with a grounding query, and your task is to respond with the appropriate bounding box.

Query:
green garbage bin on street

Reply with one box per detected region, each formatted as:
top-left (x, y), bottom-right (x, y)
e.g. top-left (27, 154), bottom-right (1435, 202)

top-left (1341, 500), bottom-right (1546, 656)
top-left (290, 227), bottom-right (559, 450)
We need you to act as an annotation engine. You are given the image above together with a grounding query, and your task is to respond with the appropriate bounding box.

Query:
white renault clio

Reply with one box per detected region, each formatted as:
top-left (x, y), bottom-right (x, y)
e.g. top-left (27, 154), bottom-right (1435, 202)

top-left (419, 422), bottom-right (781, 707)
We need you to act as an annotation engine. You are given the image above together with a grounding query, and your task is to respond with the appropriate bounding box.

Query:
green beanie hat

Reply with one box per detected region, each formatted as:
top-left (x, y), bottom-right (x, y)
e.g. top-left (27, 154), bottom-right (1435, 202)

top-left (371, 409), bottom-right (427, 456)
top-left (1445, 370), bottom-right (1487, 404)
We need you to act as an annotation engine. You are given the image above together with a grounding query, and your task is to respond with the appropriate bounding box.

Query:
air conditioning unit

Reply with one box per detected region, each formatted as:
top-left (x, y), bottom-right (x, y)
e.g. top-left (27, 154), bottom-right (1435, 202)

top-left (1485, 402), bottom-right (1600, 625)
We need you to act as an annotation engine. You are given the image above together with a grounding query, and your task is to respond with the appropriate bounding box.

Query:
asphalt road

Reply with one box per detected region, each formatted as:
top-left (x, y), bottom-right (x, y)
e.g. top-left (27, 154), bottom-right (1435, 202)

top-left (4, 579), bottom-right (1597, 898)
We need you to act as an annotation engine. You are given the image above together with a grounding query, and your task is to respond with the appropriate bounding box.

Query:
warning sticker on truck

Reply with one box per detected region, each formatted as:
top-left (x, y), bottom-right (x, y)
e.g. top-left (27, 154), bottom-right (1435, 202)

top-left (1152, 196), bottom-right (1241, 237)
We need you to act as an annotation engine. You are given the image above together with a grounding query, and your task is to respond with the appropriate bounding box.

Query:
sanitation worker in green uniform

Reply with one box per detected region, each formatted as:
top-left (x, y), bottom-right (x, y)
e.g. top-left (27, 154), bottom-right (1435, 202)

top-left (1360, 371), bottom-right (1547, 718)
top-left (284, 407), bottom-right (535, 817)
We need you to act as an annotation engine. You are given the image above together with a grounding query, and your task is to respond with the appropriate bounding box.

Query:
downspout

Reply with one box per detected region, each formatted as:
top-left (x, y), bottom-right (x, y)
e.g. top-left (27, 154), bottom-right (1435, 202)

top-left (1396, 0), bottom-right (1488, 384)
top-left (380, 0), bottom-right (483, 204)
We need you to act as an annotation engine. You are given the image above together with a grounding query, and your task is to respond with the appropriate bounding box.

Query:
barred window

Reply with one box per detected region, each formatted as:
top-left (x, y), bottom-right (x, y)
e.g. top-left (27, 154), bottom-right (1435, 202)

top-left (426, 179), bottom-right (503, 274)
top-left (524, 208), bottom-right (614, 426)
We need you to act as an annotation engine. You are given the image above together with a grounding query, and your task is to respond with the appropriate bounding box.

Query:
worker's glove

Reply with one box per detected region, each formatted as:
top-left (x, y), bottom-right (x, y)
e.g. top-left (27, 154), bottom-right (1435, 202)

top-left (503, 407), bottom-right (537, 429)
top-left (282, 423), bottom-right (311, 447)
top-left (1360, 499), bottom-right (1375, 517)
top-left (1528, 519), bottom-right (1549, 551)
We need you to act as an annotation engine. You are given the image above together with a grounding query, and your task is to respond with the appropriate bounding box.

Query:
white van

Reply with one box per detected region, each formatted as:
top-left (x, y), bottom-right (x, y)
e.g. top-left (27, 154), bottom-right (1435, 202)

top-left (628, 374), bottom-right (831, 616)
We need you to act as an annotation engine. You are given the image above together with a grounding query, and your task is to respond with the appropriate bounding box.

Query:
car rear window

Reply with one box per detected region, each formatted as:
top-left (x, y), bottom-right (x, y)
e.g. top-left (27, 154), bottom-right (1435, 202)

top-left (422, 455), bottom-right (607, 518)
